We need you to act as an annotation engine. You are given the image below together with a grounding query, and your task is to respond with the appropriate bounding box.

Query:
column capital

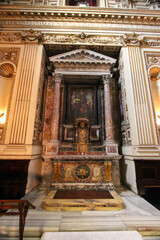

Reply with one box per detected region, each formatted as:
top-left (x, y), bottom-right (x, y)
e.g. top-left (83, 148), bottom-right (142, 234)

top-left (53, 73), bottom-right (63, 83)
top-left (102, 73), bottom-right (112, 84)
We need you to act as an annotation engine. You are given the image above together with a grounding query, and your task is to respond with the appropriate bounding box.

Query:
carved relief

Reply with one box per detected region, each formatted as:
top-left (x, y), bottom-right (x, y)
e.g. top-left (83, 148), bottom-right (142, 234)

top-left (0, 31), bottom-right (160, 48)
top-left (0, 32), bottom-right (22, 43)
top-left (21, 29), bottom-right (42, 42)
top-left (43, 34), bottom-right (124, 46)
top-left (0, 48), bottom-right (20, 66)
top-left (145, 52), bottom-right (160, 68)
top-left (122, 33), bottom-right (145, 46)
top-left (0, 30), bottom-right (42, 43)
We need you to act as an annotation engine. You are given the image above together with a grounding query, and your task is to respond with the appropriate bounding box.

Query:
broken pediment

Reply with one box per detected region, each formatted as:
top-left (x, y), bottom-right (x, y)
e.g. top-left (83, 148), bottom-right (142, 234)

top-left (49, 49), bottom-right (116, 64)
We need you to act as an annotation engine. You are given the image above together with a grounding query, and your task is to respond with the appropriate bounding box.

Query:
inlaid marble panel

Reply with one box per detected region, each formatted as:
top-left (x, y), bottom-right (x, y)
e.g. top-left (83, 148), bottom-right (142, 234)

top-left (53, 161), bottom-right (111, 184)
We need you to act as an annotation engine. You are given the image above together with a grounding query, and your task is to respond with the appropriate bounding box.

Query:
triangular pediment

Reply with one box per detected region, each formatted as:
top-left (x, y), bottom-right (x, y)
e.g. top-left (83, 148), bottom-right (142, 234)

top-left (49, 49), bottom-right (116, 64)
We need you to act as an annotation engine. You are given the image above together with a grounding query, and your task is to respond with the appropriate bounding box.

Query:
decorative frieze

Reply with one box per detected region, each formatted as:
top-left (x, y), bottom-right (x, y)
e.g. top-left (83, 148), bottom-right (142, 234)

top-left (0, 30), bottom-right (42, 43)
top-left (1, 31), bottom-right (160, 48)
top-left (43, 34), bottom-right (124, 46)
top-left (0, 32), bottom-right (22, 43)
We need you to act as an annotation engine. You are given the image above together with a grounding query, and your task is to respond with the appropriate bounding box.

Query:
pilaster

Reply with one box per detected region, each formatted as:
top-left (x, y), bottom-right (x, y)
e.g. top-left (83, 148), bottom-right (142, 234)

top-left (121, 46), bottom-right (158, 148)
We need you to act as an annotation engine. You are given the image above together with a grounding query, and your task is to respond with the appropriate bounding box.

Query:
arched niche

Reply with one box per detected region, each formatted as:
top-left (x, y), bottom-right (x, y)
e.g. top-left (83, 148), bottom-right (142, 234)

top-left (0, 62), bottom-right (16, 125)
top-left (149, 66), bottom-right (160, 126)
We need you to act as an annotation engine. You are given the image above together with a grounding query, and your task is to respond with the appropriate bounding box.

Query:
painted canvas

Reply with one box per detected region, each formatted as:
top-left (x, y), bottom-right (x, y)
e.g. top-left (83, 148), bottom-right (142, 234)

top-left (67, 86), bottom-right (96, 124)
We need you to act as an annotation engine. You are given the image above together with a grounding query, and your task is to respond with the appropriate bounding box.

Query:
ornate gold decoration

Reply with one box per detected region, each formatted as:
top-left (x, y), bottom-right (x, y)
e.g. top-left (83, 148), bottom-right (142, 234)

top-left (0, 48), bottom-right (20, 66)
top-left (0, 31), bottom-right (160, 47)
top-left (21, 29), bottom-right (42, 42)
top-left (0, 32), bottom-right (22, 43)
top-left (78, 32), bottom-right (88, 40)
top-left (75, 165), bottom-right (90, 179)
top-left (144, 52), bottom-right (160, 69)
top-left (149, 67), bottom-right (160, 81)
top-left (0, 63), bottom-right (14, 78)
top-left (0, 30), bottom-right (42, 43)
top-left (122, 32), bottom-right (145, 46)
top-left (144, 38), bottom-right (160, 46)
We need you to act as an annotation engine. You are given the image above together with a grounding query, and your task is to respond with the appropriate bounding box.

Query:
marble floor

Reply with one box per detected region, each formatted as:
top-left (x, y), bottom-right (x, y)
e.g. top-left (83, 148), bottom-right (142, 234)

top-left (0, 187), bottom-right (160, 240)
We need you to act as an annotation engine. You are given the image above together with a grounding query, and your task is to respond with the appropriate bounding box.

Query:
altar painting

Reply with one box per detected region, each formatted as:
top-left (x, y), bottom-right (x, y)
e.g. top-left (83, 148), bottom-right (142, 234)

top-left (68, 86), bottom-right (96, 124)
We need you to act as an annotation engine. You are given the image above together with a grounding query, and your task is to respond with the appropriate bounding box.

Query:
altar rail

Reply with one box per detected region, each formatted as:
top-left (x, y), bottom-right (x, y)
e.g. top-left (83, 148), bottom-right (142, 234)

top-left (0, 200), bottom-right (35, 240)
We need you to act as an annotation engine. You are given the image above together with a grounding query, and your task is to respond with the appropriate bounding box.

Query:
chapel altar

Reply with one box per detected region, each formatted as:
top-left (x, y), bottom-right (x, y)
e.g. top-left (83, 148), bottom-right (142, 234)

top-left (42, 48), bottom-right (122, 209)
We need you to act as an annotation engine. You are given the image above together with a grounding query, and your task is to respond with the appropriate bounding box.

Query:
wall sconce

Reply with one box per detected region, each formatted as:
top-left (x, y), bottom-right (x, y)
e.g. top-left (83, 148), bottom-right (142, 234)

top-left (0, 111), bottom-right (6, 124)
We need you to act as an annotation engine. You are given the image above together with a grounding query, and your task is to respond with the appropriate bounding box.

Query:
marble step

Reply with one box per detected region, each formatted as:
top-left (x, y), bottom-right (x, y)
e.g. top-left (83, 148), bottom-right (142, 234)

top-left (41, 231), bottom-right (143, 240)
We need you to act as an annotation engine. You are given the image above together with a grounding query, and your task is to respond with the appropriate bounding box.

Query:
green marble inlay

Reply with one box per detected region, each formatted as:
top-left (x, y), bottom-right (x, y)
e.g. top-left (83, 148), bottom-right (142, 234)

top-left (75, 165), bottom-right (90, 180)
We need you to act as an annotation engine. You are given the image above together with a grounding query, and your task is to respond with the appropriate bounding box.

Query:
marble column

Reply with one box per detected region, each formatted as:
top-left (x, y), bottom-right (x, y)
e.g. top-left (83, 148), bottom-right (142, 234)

top-left (102, 74), bottom-right (118, 155)
top-left (50, 73), bottom-right (62, 142)
top-left (45, 73), bottom-right (62, 155)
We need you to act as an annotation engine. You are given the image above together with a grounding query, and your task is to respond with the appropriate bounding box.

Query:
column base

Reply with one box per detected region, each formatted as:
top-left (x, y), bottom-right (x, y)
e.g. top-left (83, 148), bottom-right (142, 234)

top-left (103, 141), bottom-right (119, 155)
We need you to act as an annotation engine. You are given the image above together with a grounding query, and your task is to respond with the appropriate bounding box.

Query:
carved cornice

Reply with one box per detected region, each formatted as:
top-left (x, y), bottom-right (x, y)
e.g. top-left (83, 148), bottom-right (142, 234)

top-left (0, 31), bottom-right (160, 47)
top-left (0, 7), bottom-right (159, 24)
